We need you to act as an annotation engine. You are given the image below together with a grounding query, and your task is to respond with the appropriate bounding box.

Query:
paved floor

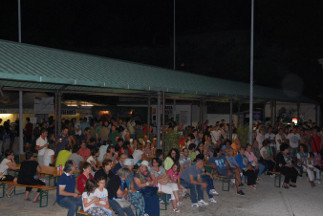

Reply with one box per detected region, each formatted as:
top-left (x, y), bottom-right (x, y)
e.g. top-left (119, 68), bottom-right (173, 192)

top-left (0, 174), bottom-right (322, 216)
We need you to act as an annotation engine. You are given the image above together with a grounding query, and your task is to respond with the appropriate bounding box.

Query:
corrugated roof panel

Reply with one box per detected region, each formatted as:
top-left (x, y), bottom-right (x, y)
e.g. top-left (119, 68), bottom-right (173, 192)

top-left (0, 39), bottom-right (315, 103)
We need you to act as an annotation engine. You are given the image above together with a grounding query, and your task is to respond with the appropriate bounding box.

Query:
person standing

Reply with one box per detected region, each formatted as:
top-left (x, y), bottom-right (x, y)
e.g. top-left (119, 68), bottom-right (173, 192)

top-left (55, 127), bottom-right (70, 156)
top-left (35, 129), bottom-right (49, 166)
top-left (286, 127), bottom-right (301, 158)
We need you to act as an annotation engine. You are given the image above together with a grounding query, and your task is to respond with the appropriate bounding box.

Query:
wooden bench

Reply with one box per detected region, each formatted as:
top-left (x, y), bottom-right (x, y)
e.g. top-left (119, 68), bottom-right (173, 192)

top-left (157, 191), bottom-right (168, 210)
top-left (216, 175), bottom-right (231, 191)
top-left (267, 171), bottom-right (282, 188)
top-left (77, 207), bottom-right (113, 216)
top-left (0, 181), bottom-right (56, 207)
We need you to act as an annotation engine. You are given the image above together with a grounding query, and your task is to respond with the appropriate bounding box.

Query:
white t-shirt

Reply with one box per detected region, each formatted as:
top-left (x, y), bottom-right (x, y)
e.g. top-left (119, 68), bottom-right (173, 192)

top-left (82, 191), bottom-right (97, 212)
top-left (0, 158), bottom-right (10, 177)
top-left (98, 145), bottom-right (109, 162)
top-left (75, 122), bottom-right (82, 136)
top-left (210, 130), bottom-right (221, 143)
top-left (286, 133), bottom-right (300, 148)
top-left (43, 149), bottom-right (55, 166)
top-left (265, 133), bottom-right (275, 147)
top-left (36, 136), bottom-right (48, 156)
top-left (94, 188), bottom-right (108, 205)
top-left (256, 134), bottom-right (266, 149)
top-left (275, 134), bottom-right (283, 150)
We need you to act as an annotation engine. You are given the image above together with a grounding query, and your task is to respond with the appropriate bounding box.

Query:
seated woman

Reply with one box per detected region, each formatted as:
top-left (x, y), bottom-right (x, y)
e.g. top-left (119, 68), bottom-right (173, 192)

top-left (245, 144), bottom-right (265, 178)
top-left (87, 148), bottom-right (101, 175)
top-left (77, 162), bottom-right (94, 194)
top-left (150, 158), bottom-right (180, 212)
top-left (297, 144), bottom-right (321, 187)
top-left (17, 151), bottom-right (45, 202)
top-left (235, 147), bottom-right (258, 189)
top-left (134, 160), bottom-right (160, 216)
top-left (164, 148), bottom-right (180, 171)
top-left (276, 144), bottom-right (298, 189)
top-left (259, 139), bottom-right (275, 173)
top-left (104, 146), bottom-right (118, 166)
top-left (123, 159), bottom-right (146, 216)
top-left (0, 149), bottom-right (19, 197)
top-left (106, 167), bottom-right (135, 216)
top-left (94, 159), bottom-right (115, 183)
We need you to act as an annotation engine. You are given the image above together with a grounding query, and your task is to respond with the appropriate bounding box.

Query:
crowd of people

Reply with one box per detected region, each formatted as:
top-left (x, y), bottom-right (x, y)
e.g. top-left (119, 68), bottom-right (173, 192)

top-left (0, 116), bottom-right (323, 216)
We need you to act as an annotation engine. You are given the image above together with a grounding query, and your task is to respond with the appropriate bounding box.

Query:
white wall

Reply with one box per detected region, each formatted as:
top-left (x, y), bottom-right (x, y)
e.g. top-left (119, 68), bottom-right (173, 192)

top-left (264, 101), bottom-right (317, 122)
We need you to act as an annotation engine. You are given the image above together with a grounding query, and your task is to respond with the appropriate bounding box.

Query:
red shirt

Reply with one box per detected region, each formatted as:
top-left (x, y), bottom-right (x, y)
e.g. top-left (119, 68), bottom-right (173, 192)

top-left (76, 173), bottom-right (93, 194)
top-left (312, 135), bottom-right (321, 153)
top-left (78, 148), bottom-right (91, 160)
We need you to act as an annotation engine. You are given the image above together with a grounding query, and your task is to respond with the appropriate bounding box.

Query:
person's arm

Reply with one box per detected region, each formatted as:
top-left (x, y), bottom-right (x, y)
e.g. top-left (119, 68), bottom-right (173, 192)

top-left (36, 165), bottom-right (41, 173)
top-left (35, 141), bottom-right (48, 151)
top-left (51, 155), bottom-right (55, 165)
top-left (189, 174), bottom-right (207, 188)
top-left (83, 196), bottom-right (99, 208)
top-left (59, 185), bottom-right (80, 197)
top-left (297, 155), bottom-right (307, 168)
top-left (7, 160), bottom-right (18, 170)
top-left (134, 177), bottom-right (153, 188)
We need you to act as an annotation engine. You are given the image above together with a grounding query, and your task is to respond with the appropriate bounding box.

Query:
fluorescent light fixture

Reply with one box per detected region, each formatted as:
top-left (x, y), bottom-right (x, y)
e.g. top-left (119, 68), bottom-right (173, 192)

top-left (67, 104), bottom-right (78, 107)
top-left (81, 104), bottom-right (93, 107)
top-left (0, 114), bottom-right (11, 117)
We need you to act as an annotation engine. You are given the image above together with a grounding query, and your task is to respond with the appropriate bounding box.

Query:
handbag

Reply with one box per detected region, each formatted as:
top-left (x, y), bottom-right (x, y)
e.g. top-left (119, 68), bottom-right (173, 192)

top-left (158, 174), bottom-right (170, 185)
top-left (114, 197), bottom-right (131, 209)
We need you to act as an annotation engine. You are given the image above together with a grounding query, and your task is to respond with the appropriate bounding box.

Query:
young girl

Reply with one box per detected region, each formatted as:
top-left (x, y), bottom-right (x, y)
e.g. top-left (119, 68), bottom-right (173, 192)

top-left (82, 178), bottom-right (107, 216)
top-left (167, 163), bottom-right (184, 203)
top-left (94, 176), bottom-right (113, 216)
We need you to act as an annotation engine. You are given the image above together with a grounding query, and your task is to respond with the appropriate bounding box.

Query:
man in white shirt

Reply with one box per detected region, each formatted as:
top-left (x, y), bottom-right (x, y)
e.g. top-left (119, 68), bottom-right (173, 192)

top-left (210, 125), bottom-right (221, 144)
top-left (265, 126), bottom-right (276, 154)
top-left (256, 129), bottom-right (266, 149)
top-left (275, 128), bottom-right (284, 152)
top-left (286, 127), bottom-right (301, 158)
top-left (36, 129), bottom-right (49, 166)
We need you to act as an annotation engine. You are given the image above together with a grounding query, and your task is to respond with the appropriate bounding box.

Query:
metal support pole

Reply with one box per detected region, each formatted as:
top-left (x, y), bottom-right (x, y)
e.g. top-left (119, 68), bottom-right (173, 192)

top-left (54, 92), bottom-right (58, 137)
top-left (173, 0), bottom-right (176, 70)
top-left (19, 90), bottom-right (23, 154)
top-left (273, 100), bottom-right (276, 125)
top-left (157, 92), bottom-right (161, 149)
top-left (147, 96), bottom-right (151, 139)
top-left (237, 102), bottom-right (241, 127)
top-left (229, 98), bottom-right (233, 140)
top-left (316, 105), bottom-right (320, 127)
top-left (162, 92), bottom-right (166, 152)
top-left (297, 103), bottom-right (300, 125)
top-left (199, 99), bottom-right (203, 124)
top-left (249, 0), bottom-right (255, 143)
top-left (18, 0), bottom-right (21, 43)
top-left (270, 100), bottom-right (274, 125)
top-left (57, 92), bottom-right (62, 133)
top-left (173, 99), bottom-right (176, 124)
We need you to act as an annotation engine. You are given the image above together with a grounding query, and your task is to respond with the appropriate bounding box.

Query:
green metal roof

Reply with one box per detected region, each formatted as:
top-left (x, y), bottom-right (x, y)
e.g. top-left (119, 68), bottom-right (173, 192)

top-left (0, 39), bottom-right (315, 103)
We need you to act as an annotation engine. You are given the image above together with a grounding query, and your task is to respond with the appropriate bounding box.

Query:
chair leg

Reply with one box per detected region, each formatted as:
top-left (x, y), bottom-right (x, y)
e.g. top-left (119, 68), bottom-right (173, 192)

top-left (40, 190), bottom-right (49, 208)
top-left (0, 183), bottom-right (5, 198)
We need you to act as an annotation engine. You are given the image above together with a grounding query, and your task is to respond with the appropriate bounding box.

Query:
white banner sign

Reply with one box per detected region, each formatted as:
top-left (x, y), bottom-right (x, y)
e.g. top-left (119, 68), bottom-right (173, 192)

top-left (34, 97), bottom-right (54, 114)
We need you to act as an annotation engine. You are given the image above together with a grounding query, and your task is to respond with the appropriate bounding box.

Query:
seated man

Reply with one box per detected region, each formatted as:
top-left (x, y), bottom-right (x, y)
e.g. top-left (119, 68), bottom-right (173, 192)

top-left (56, 160), bottom-right (82, 216)
top-left (180, 157), bottom-right (209, 207)
top-left (208, 148), bottom-right (245, 196)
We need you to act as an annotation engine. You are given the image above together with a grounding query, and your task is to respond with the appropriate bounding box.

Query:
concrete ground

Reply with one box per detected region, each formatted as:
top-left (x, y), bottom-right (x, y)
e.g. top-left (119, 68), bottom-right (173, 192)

top-left (0, 174), bottom-right (322, 216)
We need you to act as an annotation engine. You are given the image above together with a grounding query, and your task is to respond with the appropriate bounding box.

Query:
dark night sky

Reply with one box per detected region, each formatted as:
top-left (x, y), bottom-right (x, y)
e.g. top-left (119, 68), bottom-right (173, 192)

top-left (1, 0), bottom-right (323, 101)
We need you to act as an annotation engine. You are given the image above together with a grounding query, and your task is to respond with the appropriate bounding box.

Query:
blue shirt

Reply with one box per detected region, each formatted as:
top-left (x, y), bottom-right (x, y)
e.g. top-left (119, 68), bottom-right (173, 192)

top-left (208, 155), bottom-right (227, 175)
top-left (225, 156), bottom-right (239, 169)
top-left (56, 173), bottom-right (76, 203)
top-left (180, 164), bottom-right (202, 183)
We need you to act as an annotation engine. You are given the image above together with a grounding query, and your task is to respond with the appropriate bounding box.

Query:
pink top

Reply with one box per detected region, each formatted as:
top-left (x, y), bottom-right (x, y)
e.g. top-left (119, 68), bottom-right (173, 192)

top-left (245, 151), bottom-right (258, 163)
top-left (167, 169), bottom-right (180, 182)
